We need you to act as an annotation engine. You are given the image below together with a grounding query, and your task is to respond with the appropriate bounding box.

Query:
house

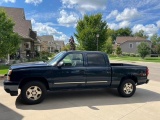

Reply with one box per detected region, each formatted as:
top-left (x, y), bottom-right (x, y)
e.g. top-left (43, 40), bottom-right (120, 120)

top-left (0, 7), bottom-right (37, 58)
top-left (37, 35), bottom-right (65, 53)
top-left (54, 40), bottom-right (65, 52)
top-left (37, 35), bottom-right (56, 53)
top-left (115, 36), bottom-right (152, 54)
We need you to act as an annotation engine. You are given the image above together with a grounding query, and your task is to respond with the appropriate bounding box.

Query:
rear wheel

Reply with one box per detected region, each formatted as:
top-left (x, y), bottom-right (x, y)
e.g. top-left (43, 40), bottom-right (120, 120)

top-left (21, 81), bottom-right (46, 104)
top-left (118, 79), bottom-right (136, 97)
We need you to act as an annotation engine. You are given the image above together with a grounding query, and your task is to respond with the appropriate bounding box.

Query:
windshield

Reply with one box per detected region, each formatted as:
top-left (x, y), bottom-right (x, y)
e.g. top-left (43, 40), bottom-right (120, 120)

top-left (47, 51), bottom-right (66, 65)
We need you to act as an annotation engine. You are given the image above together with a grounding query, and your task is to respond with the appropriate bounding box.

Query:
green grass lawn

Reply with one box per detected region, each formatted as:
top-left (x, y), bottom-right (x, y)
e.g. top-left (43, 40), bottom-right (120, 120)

top-left (109, 56), bottom-right (160, 63)
top-left (0, 65), bottom-right (10, 75)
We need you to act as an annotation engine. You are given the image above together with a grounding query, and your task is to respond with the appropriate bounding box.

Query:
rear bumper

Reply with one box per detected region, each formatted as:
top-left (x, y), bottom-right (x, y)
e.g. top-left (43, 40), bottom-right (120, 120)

top-left (146, 79), bottom-right (149, 84)
top-left (137, 79), bottom-right (149, 85)
top-left (3, 80), bottom-right (18, 96)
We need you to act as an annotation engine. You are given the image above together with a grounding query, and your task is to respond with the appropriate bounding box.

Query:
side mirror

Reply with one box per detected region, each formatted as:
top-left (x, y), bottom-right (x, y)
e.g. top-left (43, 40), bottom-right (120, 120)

top-left (57, 61), bottom-right (64, 67)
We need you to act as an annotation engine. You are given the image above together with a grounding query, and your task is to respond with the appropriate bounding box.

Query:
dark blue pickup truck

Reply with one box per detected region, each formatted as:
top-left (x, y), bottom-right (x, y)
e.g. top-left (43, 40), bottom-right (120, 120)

top-left (4, 51), bottom-right (149, 104)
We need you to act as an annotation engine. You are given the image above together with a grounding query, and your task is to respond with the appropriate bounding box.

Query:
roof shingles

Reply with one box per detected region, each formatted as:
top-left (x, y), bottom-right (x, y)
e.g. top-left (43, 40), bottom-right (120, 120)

top-left (0, 7), bottom-right (33, 39)
top-left (116, 36), bottom-right (147, 44)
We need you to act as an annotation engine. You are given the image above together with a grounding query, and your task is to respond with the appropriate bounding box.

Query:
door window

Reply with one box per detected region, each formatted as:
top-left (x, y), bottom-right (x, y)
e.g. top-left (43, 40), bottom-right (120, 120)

top-left (87, 53), bottom-right (106, 66)
top-left (62, 53), bottom-right (83, 67)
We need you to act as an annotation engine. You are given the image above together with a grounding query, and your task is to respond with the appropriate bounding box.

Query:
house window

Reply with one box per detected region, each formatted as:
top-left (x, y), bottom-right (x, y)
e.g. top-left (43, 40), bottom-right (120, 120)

top-left (129, 43), bottom-right (133, 48)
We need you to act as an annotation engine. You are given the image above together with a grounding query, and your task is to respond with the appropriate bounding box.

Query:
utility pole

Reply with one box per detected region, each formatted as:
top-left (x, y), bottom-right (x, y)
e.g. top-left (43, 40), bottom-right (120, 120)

top-left (96, 34), bottom-right (99, 51)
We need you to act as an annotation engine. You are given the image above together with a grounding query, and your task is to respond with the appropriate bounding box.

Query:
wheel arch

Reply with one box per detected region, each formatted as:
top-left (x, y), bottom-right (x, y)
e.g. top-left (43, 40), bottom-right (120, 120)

top-left (19, 77), bottom-right (50, 90)
top-left (120, 75), bottom-right (138, 85)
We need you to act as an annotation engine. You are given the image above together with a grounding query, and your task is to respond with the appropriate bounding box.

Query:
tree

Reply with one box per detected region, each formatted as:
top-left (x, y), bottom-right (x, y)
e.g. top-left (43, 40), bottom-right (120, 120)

top-left (134, 30), bottom-right (148, 39)
top-left (106, 28), bottom-right (116, 42)
top-left (116, 46), bottom-right (122, 56)
top-left (74, 14), bottom-right (108, 51)
top-left (61, 44), bottom-right (70, 51)
top-left (69, 36), bottom-right (76, 50)
top-left (0, 9), bottom-right (21, 59)
top-left (150, 34), bottom-right (160, 54)
top-left (102, 36), bottom-right (113, 54)
top-left (115, 28), bottom-right (132, 37)
top-left (138, 42), bottom-right (150, 59)
top-left (156, 44), bottom-right (160, 54)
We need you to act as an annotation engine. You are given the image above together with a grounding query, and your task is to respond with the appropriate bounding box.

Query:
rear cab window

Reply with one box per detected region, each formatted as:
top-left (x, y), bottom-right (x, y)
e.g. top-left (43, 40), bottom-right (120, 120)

top-left (86, 53), bottom-right (108, 67)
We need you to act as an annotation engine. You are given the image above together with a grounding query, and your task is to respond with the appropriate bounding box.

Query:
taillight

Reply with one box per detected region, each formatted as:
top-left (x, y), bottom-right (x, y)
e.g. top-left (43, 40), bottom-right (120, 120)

top-left (146, 68), bottom-right (149, 77)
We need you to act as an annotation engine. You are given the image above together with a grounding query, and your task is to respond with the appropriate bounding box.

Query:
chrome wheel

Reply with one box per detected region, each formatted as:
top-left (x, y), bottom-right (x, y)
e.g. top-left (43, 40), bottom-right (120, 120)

top-left (123, 83), bottom-right (133, 94)
top-left (26, 86), bottom-right (42, 101)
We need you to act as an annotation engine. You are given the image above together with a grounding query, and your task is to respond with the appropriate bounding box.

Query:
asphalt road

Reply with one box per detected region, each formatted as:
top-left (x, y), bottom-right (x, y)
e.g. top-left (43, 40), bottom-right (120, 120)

top-left (0, 61), bottom-right (160, 120)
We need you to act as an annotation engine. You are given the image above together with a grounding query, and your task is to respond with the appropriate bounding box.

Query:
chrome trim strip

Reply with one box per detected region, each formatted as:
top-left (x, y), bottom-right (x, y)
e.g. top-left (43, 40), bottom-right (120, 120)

top-left (87, 81), bottom-right (108, 83)
top-left (54, 82), bottom-right (85, 84)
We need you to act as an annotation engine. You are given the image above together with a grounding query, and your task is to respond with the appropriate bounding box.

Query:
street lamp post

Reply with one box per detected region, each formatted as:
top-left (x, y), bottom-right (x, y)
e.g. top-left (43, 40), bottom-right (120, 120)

top-left (96, 34), bottom-right (99, 51)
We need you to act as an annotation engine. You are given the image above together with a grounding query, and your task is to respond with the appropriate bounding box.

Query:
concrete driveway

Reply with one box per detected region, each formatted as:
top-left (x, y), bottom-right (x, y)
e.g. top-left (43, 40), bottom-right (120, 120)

top-left (0, 61), bottom-right (160, 120)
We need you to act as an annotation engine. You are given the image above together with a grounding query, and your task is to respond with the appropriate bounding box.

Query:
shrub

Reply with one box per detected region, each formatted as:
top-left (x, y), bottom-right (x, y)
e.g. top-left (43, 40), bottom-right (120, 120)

top-left (116, 46), bottom-right (122, 56)
top-left (138, 42), bottom-right (150, 59)
top-left (122, 52), bottom-right (130, 56)
top-left (130, 53), bottom-right (136, 57)
top-left (136, 54), bottom-right (140, 57)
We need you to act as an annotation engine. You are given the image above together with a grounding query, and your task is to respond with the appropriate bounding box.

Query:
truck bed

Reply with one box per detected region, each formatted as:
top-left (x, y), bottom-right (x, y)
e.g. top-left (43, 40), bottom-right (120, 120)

top-left (110, 63), bottom-right (140, 66)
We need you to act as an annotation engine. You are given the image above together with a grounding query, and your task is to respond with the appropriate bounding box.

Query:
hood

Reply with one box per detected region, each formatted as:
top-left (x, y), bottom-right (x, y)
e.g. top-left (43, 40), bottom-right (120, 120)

top-left (10, 61), bottom-right (49, 70)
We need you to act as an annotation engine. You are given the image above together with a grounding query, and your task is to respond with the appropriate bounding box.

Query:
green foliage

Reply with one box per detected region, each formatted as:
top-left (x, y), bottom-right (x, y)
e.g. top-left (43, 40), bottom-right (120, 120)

top-left (75, 14), bottom-right (108, 51)
top-left (28, 51), bottom-right (55, 62)
top-left (40, 51), bottom-right (52, 61)
top-left (138, 42), bottom-right (150, 59)
top-left (0, 65), bottom-right (10, 75)
top-left (106, 28), bottom-right (116, 42)
top-left (102, 36), bottom-right (113, 54)
top-left (115, 28), bottom-right (132, 36)
top-left (0, 9), bottom-right (21, 58)
top-left (69, 36), bottom-right (76, 50)
top-left (150, 34), bottom-right (160, 54)
top-left (130, 53), bottom-right (136, 57)
top-left (61, 44), bottom-right (70, 51)
top-left (116, 46), bottom-right (122, 55)
top-left (156, 44), bottom-right (160, 54)
top-left (122, 52), bottom-right (130, 56)
top-left (134, 30), bottom-right (148, 39)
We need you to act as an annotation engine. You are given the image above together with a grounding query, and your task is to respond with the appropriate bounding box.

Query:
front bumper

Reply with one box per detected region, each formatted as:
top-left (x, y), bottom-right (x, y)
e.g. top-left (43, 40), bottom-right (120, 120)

top-left (4, 80), bottom-right (18, 96)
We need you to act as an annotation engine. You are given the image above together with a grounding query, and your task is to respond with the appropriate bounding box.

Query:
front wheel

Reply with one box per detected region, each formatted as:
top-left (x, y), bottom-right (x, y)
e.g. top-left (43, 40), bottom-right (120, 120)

top-left (21, 81), bottom-right (47, 104)
top-left (118, 79), bottom-right (136, 97)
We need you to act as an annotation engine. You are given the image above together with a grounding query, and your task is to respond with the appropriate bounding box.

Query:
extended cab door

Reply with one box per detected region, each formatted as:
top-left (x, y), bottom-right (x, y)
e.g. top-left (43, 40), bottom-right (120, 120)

top-left (53, 53), bottom-right (85, 88)
top-left (85, 53), bottom-right (111, 87)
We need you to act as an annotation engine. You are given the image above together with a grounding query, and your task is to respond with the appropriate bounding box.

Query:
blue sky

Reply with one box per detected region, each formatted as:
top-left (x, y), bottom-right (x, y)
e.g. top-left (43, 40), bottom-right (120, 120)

top-left (1, 0), bottom-right (160, 43)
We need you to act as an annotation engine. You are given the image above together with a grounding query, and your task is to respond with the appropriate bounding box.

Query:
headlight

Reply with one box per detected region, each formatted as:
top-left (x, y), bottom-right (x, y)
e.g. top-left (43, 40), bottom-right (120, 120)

top-left (7, 70), bottom-right (12, 80)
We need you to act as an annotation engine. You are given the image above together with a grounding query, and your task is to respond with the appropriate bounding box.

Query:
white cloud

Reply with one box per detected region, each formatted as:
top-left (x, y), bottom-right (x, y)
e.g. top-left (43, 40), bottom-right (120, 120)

top-left (54, 34), bottom-right (69, 42)
top-left (25, 0), bottom-right (42, 5)
top-left (116, 8), bottom-right (140, 21)
top-left (57, 10), bottom-right (78, 27)
top-left (26, 11), bottom-right (55, 21)
top-left (31, 19), bottom-right (69, 42)
top-left (31, 19), bottom-right (62, 35)
top-left (119, 21), bottom-right (130, 28)
top-left (106, 10), bottom-right (118, 19)
top-left (156, 20), bottom-right (160, 28)
top-left (132, 24), bottom-right (158, 37)
top-left (107, 23), bottom-right (119, 30)
top-left (108, 21), bottom-right (130, 30)
top-left (61, 0), bottom-right (107, 14)
top-left (2, 0), bottom-right (16, 3)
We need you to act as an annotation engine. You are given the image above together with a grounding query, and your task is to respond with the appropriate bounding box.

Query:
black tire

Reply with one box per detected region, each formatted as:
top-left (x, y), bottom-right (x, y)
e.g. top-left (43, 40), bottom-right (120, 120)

top-left (118, 79), bottom-right (136, 97)
top-left (21, 81), bottom-right (47, 105)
